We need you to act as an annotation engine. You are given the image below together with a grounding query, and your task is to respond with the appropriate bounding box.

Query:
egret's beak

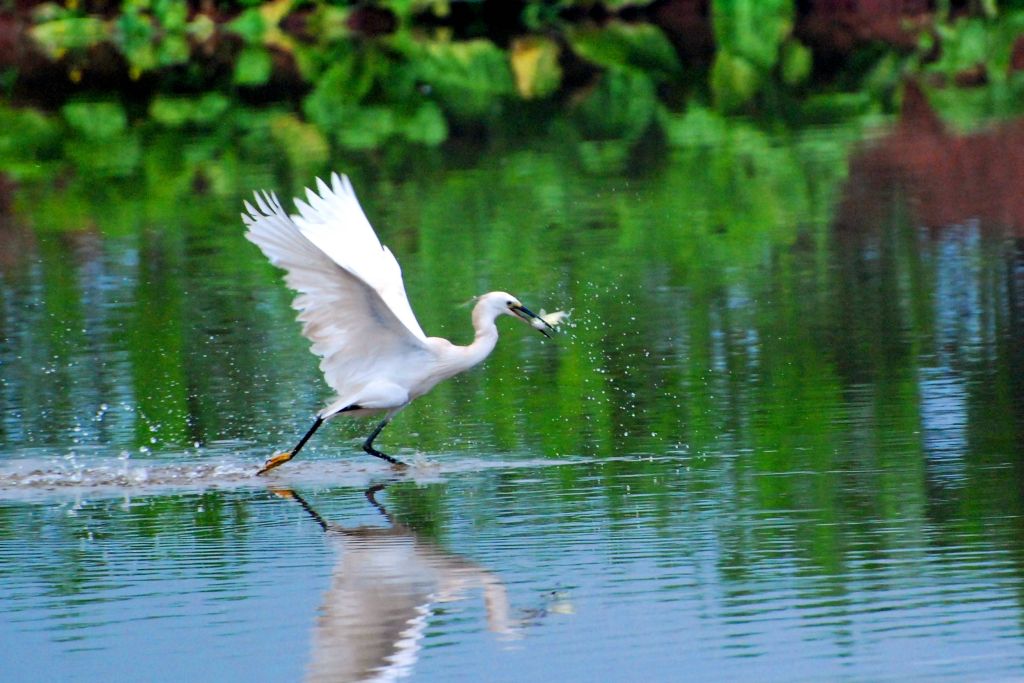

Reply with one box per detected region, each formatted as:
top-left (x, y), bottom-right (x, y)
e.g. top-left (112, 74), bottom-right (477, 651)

top-left (511, 303), bottom-right (554, 338)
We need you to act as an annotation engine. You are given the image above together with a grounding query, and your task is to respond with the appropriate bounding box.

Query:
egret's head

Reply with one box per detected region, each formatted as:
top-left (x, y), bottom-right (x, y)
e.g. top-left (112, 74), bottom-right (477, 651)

top-left (477, 291), bottom-right (555, 338)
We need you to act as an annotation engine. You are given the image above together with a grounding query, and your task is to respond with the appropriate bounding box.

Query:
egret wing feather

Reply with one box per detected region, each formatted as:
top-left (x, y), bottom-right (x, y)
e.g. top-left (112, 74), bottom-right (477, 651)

top-left (242, 191), bottom-right (430, 399)
top-left (290, 173), bottom-right (428, 343)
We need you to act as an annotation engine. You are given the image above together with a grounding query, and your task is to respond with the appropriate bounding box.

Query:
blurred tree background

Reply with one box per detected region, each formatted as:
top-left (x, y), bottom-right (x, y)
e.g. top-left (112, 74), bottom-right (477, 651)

top-left (2, 0), bottom-right (1024, 181)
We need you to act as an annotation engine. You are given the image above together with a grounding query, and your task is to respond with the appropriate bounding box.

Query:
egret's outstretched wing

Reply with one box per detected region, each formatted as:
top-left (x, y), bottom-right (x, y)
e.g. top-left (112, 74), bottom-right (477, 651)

top-left (242, 191), bottom-right (429, 396)
top-left (290, 173), bottom-right (427, 343)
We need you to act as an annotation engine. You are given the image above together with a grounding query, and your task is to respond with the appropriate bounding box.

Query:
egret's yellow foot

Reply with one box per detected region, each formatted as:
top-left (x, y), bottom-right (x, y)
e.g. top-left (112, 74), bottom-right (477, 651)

top-left (257, 451), bottom-right (293, 476)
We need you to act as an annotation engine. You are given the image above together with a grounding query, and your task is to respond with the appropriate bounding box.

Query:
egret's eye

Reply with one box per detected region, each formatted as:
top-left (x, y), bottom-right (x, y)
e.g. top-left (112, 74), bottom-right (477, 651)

top-left (506, 301), bottom-right (514, 307)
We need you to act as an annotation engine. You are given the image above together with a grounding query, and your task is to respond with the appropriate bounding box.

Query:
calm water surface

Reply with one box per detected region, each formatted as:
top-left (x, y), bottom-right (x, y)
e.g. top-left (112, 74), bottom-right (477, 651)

top-left (1, 116), bottom-right (1023, 681)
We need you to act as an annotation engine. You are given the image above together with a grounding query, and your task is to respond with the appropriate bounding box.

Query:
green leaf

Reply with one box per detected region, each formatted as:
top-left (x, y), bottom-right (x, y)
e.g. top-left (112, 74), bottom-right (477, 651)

top-left (0, 106), bottom-right (61, 170)
top-left (154, 0), bottom-right (189, 31)
top-left (781, 39), bottom-right (812, 86)
top-left (402, 38), bottom-right (515, 118)
top-left (30, 17), bottom-right (109, 57)
top-left (399, 101), bottom-right (448, 145)
top-left (63, 135), bottom-right (141, 177)
top-left (149, 93), bottom-right (230, 127)
top-left (511, 35), bottom-right (562, 99)
top-left (572, 66), bottom-right (656, 141)
top-left (799, 92), bottom-right (875, 122)
top-left (187, 14), bottom-right (215, 43)
top-left (115, 9), bottom-right (158, 72)
top-left (659, 105), bottom-right (730, 148)
top-left (711, 49), bottom-right (760, 111)
top-left (334, 106), bottom-right (395, 149)
top-left (61, 101), bottom-right (128, 140)
top-left (302, 53), bottom-right (379, 131)
top-left (234, 46), bottom-right (273, 86)
top-left (577, 139), bottom-right (631, 174)
top-left (157, 34), bottom-right (191, 66)
top-left (711, 0), bottom-right (793, 71)
top-left (269, 113), bottom-right (330, 170)
top-left (227, 8), bottom-right (266, 43)
top-left (567, 23), bottom-right (681, 80)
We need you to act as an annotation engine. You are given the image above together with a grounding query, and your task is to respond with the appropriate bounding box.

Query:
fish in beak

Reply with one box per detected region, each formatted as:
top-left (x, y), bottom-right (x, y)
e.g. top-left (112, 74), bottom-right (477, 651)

top-left (510, 303), bottom-right (559, 338)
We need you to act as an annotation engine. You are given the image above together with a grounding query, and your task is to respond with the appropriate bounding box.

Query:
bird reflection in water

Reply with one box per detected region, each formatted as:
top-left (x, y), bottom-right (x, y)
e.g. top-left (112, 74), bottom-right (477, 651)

top-left (269, 485), bottom-right (553, 683)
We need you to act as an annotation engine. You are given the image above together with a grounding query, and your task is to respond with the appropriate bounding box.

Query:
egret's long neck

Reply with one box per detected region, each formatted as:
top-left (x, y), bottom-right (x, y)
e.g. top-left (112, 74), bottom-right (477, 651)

top-left (425, 303), bottom-right (502, 389)
top-left (461, 305), bottom-right (500, 368)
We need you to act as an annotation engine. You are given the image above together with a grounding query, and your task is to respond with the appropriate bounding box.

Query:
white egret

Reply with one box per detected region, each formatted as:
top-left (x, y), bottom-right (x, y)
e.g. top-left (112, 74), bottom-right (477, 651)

top-left (242, 173), bottom-right (558, 475)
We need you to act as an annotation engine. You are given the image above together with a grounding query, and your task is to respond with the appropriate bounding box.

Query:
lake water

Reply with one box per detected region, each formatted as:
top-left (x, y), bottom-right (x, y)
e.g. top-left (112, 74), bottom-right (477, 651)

top-left (2, 111), bottom-right (1024, 681)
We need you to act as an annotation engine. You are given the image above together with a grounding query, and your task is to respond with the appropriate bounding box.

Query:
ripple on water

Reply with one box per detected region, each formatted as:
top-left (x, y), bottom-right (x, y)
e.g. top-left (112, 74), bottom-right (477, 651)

top-left (0, 452), bottom-right (597, 501)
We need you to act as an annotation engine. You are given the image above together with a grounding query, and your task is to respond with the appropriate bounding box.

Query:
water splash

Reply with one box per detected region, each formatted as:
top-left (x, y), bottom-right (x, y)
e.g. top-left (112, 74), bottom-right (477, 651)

top-left (0, 452), bottom-right (590, 500)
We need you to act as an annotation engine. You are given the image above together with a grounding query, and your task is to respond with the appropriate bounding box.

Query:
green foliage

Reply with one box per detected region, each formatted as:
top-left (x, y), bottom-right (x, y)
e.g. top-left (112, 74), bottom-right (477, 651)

top-left (30, 16), bottom-right (108, 56)
top-left (234, 46), bottom-right (273, 85)
top-left (926, 11), bottom-right (1024, 82)
top-left (227, 7), bottom-right (267, 43)
top-left (710, 49), bottom-right (760, 111)
top-left (149, 93), bottom-right (231, 127)
top-left (61, 100), bottom-right (128, 139)
top-left (112, 0), bottom-right (196, 72)
top-left (401, 38), bottom-right (517, 119)
top-left (401, 102), bottom-right (448, 145)
top-left (510, 36), bottom-right (563, 99)
top-left (710, 0), bottom-right (801, 111)
top-left (10, 0), bottom-right (1024, 156)
top-left (0, 109), bottom-right (62, 181)
top-left (573, 67), bottom-right (657, 141)
top-left (568, 23), bottom-right (681, 81)
top-left (712, 0), bottom-right (793, 71)
top-left (269, 113), bottom-right (330, 175)
top-left (780, 39), bottom-right (812, 86)
top-left (912, 10), bottom-right (1024, 123)
top-left (0, 106), bottom-right (61, 161)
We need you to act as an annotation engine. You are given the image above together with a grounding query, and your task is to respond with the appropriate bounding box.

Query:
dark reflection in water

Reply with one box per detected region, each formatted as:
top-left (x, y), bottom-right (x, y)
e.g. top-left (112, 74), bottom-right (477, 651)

top-left (275, 485), bottom-right (523, 683)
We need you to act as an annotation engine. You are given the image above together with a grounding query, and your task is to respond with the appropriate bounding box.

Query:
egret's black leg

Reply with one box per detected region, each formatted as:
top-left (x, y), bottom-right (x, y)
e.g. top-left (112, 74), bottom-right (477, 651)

top-left (256, 415), bottom-right (325, 476)
top-left (292, 416), bottom-right (325, 454)
top-left (362, 419), bottom-right (405, 467)
top-left (268, 488), bottom-right (329, 531)
top-left (364, 484), bottom-right (395, 523)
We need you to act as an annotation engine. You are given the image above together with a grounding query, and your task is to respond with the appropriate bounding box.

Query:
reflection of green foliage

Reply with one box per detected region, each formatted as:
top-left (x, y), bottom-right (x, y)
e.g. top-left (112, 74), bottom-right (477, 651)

top-left (269, 113), bottom-right (331, 177)
top-left (573, 67), bottom-right (657, 141)
top-left (0, 107), bottom-right (62, 179)
top-left (1, 101), bottom-right (867, 457)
